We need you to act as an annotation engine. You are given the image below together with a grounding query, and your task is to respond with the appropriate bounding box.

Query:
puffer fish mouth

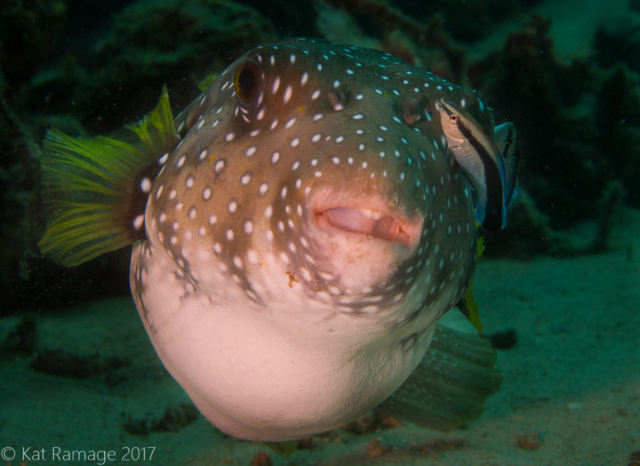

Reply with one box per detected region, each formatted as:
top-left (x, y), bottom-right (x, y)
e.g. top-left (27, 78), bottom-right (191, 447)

top-left (315, 207), bottom-right (420, 248)
top-left (310, 189), bottom-right (423, 251)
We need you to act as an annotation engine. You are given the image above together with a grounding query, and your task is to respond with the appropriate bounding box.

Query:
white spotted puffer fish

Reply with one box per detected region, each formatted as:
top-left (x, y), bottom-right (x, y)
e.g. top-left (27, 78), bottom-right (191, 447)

top-left (39, 38), bottom-right (516, 443)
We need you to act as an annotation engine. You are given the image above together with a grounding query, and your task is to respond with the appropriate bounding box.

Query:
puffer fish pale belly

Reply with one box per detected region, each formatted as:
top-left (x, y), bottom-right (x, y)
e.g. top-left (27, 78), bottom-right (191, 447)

top-left (41, 38), bottom-right (509, 442)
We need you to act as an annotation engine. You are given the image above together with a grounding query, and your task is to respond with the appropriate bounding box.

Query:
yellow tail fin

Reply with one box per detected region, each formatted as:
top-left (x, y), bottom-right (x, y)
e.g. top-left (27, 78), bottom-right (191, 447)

top-left (39, 86), bottom-right (179, 266)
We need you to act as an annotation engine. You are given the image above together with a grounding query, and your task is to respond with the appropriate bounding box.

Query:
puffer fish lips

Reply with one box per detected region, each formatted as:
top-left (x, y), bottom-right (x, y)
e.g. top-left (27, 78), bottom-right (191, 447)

top-left (143, 38), bottom-right (481, 322)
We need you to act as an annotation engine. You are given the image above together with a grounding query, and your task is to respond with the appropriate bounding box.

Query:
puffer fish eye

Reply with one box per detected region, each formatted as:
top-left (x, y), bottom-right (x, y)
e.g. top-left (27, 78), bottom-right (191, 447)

top-left (234, 61), bottom-right (260, 103)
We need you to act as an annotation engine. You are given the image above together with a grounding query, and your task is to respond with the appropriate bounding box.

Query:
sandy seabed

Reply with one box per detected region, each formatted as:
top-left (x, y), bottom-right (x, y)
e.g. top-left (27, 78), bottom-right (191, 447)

top-left (1, 208), bottom-right (638, 466)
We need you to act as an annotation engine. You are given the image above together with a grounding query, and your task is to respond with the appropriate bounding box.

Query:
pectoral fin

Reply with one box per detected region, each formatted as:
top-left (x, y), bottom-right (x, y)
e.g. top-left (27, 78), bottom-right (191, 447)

top-left (377, 324), bottom-right (502, 432)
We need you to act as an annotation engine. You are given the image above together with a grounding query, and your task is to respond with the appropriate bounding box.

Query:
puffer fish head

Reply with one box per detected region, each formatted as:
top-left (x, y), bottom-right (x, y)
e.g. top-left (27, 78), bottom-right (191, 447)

top-left (142, 38), bottom-right (491, 331)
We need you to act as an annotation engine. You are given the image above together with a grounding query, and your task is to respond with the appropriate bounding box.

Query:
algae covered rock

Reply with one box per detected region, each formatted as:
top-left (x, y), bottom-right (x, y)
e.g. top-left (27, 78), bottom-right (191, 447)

top-left (0, 0), bottom-right (68, 92)
top-left (83, 0), bottom-right (277, 132)
top-left (469, 15), bottom-right (640, 255)
top-left (594, 11), bottom-right (640, 74)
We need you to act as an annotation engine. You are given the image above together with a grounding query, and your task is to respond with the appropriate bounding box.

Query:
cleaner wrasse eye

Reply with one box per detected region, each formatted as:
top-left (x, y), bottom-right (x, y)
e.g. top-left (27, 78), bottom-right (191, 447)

top-left (39, 38), bottom-right (513, 442)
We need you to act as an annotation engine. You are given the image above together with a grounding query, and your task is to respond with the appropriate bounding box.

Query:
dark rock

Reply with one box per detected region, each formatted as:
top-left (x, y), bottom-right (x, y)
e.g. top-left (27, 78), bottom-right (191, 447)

top-left (121, 403), bottom-right (199, 435)
top-left (0, 316), bottom-right (37, 357)
top-left (30, 349), bottom-right (128, 379)
top-left (488, 329), bottom-right (518, 350)
top-left (595, 12), bottom-right (640, 74)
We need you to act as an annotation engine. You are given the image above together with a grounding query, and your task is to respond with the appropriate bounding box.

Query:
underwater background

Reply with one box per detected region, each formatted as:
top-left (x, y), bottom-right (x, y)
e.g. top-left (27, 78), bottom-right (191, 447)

top-left (0, 0), bottom-right (638, 464)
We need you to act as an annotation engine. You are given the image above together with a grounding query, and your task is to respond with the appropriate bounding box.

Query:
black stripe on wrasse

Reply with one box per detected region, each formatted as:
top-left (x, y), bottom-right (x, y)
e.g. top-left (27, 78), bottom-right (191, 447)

top-left (455, 117), bottom-right (505, 231)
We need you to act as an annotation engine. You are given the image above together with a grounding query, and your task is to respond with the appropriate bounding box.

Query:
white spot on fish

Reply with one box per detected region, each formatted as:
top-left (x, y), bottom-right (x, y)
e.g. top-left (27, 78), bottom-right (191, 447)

top-left (233, 256), bottom-right (243, 269)
top-left (214, 160), bottom-right (225, 174)
top-left (140, 178), bottom-right (151, 193)
top-left (133, 215), bottom-right (144, 230)
top-left (283, 85), bottom-right (293, 103)
top-left (228, 201), bottom-right (237, 214)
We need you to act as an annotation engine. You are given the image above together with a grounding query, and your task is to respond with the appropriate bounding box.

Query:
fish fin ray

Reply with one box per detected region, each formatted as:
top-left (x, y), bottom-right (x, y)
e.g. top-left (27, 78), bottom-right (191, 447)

top-left (39, 86), bottom-right (179, 266)
top-left (493, 122), bottom-right (519, 208)
top-left (492, 122), bottom-right (515, 157)
top-left (377, 325), bottom-right (502, 432)
top-left (456, 280), bottom-right (483, 332)
top-left (505, 149), bottom-right (521, 208)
